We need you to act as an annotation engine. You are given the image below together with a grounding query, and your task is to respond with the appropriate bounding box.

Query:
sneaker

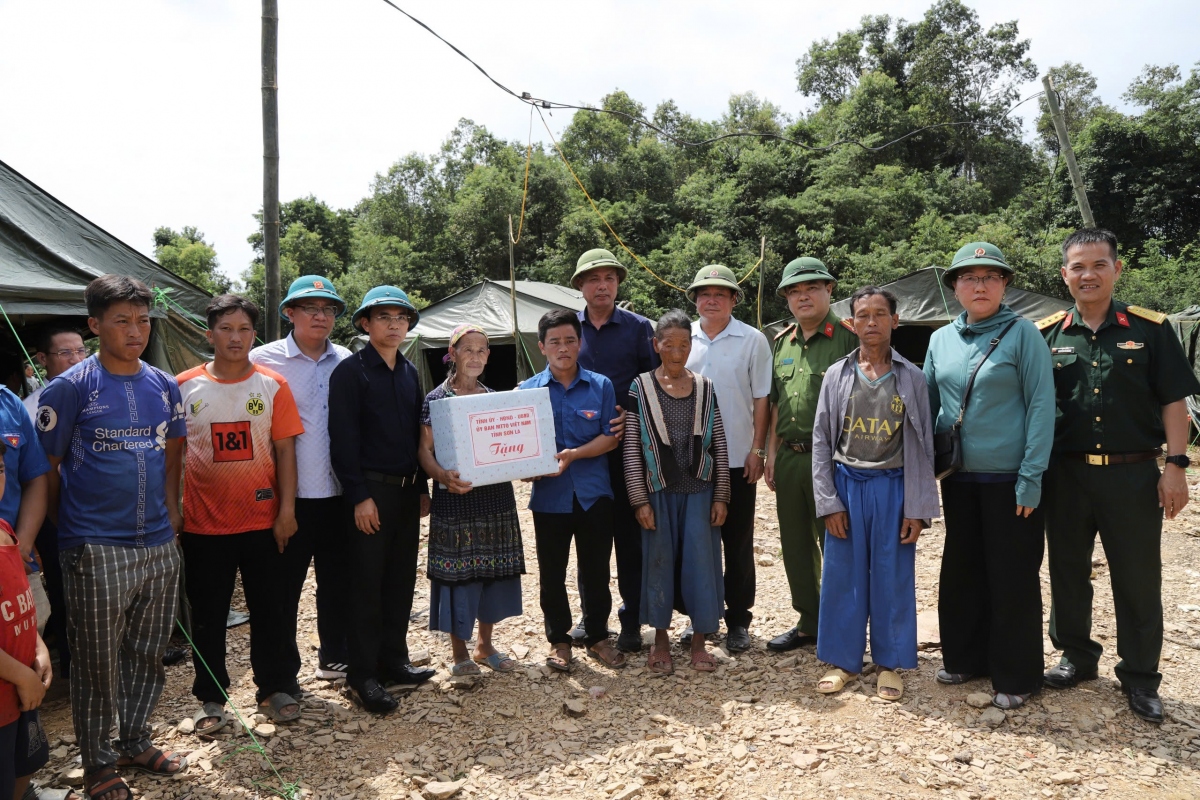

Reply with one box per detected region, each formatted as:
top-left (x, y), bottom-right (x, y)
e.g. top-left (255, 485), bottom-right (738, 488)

top-left (315, 659), bottom-right (349, 680)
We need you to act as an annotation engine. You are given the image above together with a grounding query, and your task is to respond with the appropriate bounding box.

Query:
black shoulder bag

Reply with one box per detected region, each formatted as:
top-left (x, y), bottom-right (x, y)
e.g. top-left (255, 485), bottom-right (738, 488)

top-left (933, 319), bottom-right (1020, 480)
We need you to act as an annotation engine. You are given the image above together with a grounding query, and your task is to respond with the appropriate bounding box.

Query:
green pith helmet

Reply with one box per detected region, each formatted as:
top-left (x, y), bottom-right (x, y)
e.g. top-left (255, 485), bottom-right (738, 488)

top-left (776, 257), bottom-right (836, 298)
top-left (279, 274), bottom-right (345, 320)
top-left (351, 285), bottom-right (420, 330)
top-left (570, 248), bottom-right (628, 289)
top-left (943, 241), bottom-right (1014, 288)
top-left (686, 264), bottom-right (741, 304)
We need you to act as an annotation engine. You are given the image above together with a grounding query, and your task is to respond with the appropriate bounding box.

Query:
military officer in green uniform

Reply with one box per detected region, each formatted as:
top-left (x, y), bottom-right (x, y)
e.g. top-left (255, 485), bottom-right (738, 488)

top-left (1038, 228), bottom-right (1199, 724)
top-left (765, 257), bottom-right (857, 651)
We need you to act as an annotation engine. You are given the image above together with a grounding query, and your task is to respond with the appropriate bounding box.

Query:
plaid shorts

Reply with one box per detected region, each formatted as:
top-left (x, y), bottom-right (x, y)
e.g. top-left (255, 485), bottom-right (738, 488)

top-left (0, 708), bottom-right (50, 799)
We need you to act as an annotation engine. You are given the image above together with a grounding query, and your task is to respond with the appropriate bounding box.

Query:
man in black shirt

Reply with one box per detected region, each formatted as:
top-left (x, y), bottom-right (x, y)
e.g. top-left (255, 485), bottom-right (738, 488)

top-left (329, 285), bottom-right (433, 713)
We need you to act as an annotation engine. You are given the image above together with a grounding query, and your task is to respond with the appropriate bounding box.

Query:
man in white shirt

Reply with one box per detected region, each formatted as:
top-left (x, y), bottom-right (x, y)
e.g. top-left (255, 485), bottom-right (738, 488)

top-left (684, 265), bottom-right (772, 652)
top-left (250, 275), bottom-right (352, 682)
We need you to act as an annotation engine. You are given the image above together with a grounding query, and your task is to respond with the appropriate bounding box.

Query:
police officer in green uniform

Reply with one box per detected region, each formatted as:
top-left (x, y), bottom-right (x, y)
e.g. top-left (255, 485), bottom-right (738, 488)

top-left (765, 257), bottom-right (857, 651)
top-left (1038, 228), bottom-right (1199, 724)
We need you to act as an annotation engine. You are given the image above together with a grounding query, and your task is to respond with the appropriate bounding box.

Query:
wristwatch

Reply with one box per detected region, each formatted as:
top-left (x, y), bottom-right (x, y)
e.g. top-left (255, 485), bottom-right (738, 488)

top-left (752, 448), bottom-right (767, 460)
top-left (1165, 454), bottom-right (1191, 469)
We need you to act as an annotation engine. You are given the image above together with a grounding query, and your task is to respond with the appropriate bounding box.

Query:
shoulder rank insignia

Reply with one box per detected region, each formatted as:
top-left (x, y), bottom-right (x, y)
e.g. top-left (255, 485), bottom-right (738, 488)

top-left (1035, 310), bottom-right (1066, 331)
top-left (1126, 305), bottom-right (1167, 324)
top-left (773, 323), bottom-right (795, 341)
top-left (840, 318), bottom-right (856, 333)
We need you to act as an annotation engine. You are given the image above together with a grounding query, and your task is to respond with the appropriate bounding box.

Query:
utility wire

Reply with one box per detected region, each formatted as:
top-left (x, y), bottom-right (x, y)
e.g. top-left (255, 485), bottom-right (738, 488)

top-left (377, 0), bottom-right (1043, 151)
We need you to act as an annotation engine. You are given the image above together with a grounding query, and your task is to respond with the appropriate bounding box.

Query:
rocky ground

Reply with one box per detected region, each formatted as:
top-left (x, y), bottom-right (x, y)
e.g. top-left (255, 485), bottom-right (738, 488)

top-left (33, 469), bottom-right (1200, 800)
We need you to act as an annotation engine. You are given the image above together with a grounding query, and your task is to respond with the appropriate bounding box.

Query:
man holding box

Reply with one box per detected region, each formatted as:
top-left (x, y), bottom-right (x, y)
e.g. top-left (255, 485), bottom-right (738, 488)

top-left (519, 309), bottom-right (624, 672)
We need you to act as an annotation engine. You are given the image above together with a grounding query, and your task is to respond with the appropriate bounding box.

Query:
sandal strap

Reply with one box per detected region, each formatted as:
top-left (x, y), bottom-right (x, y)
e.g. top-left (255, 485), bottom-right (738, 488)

top-left (86, 770), bottom-right (128, 800)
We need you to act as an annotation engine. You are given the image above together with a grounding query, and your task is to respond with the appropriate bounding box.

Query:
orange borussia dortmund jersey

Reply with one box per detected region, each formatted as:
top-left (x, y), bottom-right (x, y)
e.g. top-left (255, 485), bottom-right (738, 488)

top-left (177, 364), bottom-right (304, 534)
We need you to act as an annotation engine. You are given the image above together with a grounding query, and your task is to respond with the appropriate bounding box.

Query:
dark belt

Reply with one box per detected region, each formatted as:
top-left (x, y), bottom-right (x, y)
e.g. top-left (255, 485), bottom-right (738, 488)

top-left (363, 470), bottom-right (420, 486)
top-left (1062, 448), bottom-right (1161, 466)
top-left (785, 440), bottom-right (812, 454)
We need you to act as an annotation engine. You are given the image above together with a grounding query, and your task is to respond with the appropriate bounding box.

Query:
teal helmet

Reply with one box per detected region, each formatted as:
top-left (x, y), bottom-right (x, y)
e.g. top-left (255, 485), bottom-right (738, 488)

top-left (351, 285), bottom-right (420, 330)
top-left (278, 275), bottom-right (345, 320)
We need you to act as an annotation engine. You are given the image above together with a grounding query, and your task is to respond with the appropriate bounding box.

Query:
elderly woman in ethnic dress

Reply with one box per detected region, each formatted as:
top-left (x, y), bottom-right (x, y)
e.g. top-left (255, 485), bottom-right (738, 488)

top-left (623, 310), bottom-right (730, 674)
top-left (417, 324), bottom-right (525, 676)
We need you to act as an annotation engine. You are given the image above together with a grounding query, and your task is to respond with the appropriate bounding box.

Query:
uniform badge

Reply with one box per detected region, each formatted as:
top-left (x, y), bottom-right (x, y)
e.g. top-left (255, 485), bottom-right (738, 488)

top-left (1051, 347), bottom-right (1075, 355)
top-left (823, 322), bottom-right (834, 337)
top-left (3, 434), bottom-right (19, 448)
top-left (974, 247), bottom-right (986, 257)
top-left (1117, 341), bottom-right (1145, 350)
top-left (708, 269), bottom-right (720, 278)
top-left (246, 397), bottom-right (266, 416)
top-left (313, 280), bottom-right (325, 289)
top-left (35, 406), bottom-right (56, 432)
top-left (781, 358), bottom-right (794, 365)
top-left (1115, 312), bottom-right (1130, 328)
top-left (890, 395), bottom-right (904, 415)
top-left (578, 409), bottom-right (598, 420)
top-left (1062, 312), bottom-right (1074, 331)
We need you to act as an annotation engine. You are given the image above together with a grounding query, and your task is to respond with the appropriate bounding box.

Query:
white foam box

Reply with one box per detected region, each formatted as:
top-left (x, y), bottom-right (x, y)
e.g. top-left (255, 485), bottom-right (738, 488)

top-left (428, 387), bottom-right (560, 487)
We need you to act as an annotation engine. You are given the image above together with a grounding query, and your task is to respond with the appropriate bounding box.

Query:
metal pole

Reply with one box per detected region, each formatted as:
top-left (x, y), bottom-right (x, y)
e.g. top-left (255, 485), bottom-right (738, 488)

top-left (757, 236), bottom-right (765, 330)
top-left (1042, 74), bottom-right (1095, 228)
top-left (508, 216), bottom-right (522, 378)
top-left (262, 0), bottom-right (281, 340)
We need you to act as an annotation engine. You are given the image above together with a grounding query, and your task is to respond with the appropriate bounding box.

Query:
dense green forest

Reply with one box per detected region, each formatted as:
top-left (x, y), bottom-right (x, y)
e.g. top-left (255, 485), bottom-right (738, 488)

top-left (163, 1), bottom-right (1200, 341)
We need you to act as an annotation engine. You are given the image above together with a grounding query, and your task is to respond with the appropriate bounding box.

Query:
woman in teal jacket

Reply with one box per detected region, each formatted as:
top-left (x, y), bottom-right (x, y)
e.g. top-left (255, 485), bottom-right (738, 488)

top-left (923, 242), bottom-right (1055, 709)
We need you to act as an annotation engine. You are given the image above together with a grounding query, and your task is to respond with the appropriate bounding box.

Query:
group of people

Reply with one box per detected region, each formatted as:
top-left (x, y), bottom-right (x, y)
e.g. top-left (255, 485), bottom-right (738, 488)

top-left (1, 226), bottom-right (1193, 800)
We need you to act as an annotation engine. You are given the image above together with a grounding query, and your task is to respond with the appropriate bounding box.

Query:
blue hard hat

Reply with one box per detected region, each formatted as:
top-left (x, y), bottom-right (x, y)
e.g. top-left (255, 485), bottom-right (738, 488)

top-left (278, 275), bottom-right (346, 320)
top-left (351, 285), bottom-right (420, 330)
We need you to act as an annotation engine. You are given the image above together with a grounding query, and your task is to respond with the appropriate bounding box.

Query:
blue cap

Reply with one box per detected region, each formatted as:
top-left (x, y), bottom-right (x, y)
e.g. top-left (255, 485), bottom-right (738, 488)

top-left (351, 285), bottom-right (420, 330)
top-left (279, 275), bottom-right (345, 320)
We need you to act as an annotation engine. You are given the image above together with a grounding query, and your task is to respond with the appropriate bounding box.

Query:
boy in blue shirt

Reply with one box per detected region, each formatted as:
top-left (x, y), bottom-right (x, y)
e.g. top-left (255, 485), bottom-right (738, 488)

top-left (36, 275), bottom-right (188, 800)
top-left (519, 310), bottom-right (623, 671)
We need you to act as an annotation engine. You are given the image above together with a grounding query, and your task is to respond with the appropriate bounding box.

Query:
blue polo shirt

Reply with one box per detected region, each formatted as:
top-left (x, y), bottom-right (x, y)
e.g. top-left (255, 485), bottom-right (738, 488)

top-left (577, 306), bottom-right (658, 408)
top-left (518, 366), bottom-right (615, 513)
top-left (0, 386), bottom-right (50, 528)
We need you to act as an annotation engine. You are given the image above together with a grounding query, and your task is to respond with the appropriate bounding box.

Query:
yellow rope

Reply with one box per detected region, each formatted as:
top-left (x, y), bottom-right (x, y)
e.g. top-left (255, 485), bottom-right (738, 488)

top-left (537, 107), bottom-right (685, 292)
top-left (737, 254), bottom-right (762, 285)
top-left (510, 106), bottom-right (533, 246)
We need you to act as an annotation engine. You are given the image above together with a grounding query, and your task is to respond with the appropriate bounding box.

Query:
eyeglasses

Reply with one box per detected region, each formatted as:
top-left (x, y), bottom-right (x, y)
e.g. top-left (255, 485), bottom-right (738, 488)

top-left (956, 274), bottom-right (1005, 288)
top-left (296, 305), bottom-right (340, 318)
top-left (372, 314), bottom-right (411, 326)
top-left (48, 348), bottom-right (89, 358)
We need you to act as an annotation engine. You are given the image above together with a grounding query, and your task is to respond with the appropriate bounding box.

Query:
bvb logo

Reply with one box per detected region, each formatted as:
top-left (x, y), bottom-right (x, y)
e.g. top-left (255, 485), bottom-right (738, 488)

top-left (246, 397), bottom-right (266, 416)
top-left (890, 395), bottom-right (904, 415)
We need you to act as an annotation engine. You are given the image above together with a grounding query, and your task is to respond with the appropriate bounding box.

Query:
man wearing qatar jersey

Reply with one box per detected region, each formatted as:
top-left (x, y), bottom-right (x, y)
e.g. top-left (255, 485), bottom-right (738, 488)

top-left (175, 295), bottom-right (303, 734)
top-left (36, 276), bottom-right (188, 800)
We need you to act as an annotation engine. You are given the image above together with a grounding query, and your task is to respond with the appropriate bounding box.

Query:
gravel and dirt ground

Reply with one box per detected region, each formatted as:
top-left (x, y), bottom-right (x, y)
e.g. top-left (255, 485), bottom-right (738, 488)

top-left (32, 469), bottom-right (1200, 800)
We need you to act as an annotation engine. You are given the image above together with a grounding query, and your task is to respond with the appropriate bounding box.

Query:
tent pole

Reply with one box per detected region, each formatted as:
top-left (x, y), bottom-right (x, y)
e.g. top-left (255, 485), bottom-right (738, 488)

top-left (262, 0), bottom-right (281, 341)
top-left (508, 216), bottom-right (522, 378)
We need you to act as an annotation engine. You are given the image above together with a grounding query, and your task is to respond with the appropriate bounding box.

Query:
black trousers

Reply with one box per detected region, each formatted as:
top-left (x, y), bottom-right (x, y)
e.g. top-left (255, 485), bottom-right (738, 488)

top-left (939, 478), bottom-right (1045, 695)
top-left (346, 481), bottom-right (421, 686)
top-left (181, 529), bottom-right (294, 705)
top-left (35, 518), bottom-right (71, 678)
top-left (279, 496), bottom-right (351, 675)
top-left (721, 467), bottom-right (757, 629)
top-left (534, 495), bottom-right (614, 646)
top-left (577, 451), bottom-right (642, 633)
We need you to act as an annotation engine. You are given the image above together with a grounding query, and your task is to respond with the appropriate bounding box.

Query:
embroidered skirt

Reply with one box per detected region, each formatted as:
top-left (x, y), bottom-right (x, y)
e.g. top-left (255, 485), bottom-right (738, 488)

top-left (427, 481), bottom-right (525, 584)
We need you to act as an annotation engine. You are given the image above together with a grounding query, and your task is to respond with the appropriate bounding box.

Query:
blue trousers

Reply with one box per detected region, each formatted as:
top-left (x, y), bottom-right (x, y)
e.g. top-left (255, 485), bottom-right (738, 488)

top-left (640, 489), bottom-right (724, 634)
top-left (816, 464), bottom-right (917, 673)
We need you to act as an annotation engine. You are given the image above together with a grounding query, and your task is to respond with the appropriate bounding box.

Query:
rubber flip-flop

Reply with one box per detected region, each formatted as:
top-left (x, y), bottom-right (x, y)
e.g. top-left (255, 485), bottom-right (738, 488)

top-left (450, 659), bottom-right (481, 676)
top-left (877, 669), bottom-right (904, 701)
top-left (193, 701), bottom-right (228, 735)
top-left (816, 668), bottom-right (856, 694)
top-left (473, 652), bottom-right (517, 672)
top-left (257, 691), bottom-right (302, 723)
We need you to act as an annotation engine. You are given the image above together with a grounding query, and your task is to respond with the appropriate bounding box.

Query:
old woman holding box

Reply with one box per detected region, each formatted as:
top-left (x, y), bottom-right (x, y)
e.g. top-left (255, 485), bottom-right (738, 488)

top-left (417, 324), bottom-right (524, 676)
top-left (623, 310), bottom-right (730, 674)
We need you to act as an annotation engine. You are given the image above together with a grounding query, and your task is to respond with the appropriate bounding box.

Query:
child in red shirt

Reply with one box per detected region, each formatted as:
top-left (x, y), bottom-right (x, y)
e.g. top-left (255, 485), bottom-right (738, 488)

top-left (0, 438), bottom-right (53, 800)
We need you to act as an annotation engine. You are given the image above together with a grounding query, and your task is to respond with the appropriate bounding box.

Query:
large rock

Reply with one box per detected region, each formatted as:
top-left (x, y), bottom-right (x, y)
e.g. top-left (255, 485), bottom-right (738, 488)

top-left (978, 707), bottom-right (1006, 728)
top-left (966, 693), bottom-right (992, 709)
top-left (423, 778), bottom-right (466, 799)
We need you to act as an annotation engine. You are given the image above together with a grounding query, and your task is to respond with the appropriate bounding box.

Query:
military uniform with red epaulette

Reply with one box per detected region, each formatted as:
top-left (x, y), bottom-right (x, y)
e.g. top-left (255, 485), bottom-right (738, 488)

top-left (1038, 300), bottom-right (1200, 696)
top-left (770, 309), bottom-right (856, 639)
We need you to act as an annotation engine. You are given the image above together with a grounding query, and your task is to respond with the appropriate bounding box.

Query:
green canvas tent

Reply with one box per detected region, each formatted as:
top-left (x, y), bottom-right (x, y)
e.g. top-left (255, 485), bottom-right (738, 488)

top-left (765, 267), bottom-right (1071, 365)
top-left (0, 158), bottom-right (211, 380)
top-left (353, 279), bottom-right (587, 393)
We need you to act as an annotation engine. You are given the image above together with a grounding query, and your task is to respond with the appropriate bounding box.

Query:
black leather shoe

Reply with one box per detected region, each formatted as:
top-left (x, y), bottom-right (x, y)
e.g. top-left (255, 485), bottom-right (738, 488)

top-left (767, 627), bottom-right (816, 652)
top-left (1124, 687), bottom-right (1163, 723)
top-left (161, 645), bottom-right (189, 666)
top-left (382, 663), bottom-right (436, 686)
top-left (617, 628), bottom-right (643, 653)
top-left (725, 626), bottom-right (751, 653)
top-left (350, 678), bottom-right (398, 714)
top-left (1043, 662), bottom-right (1099, 689)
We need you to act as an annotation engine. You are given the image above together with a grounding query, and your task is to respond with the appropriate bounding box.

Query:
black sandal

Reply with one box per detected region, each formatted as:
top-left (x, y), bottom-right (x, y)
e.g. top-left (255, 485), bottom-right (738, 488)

top-left (84, 767), bottom-right (130, 800)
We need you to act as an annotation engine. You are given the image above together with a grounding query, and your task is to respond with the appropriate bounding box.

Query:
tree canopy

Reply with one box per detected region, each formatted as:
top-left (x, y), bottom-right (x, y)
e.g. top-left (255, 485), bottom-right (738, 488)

top-left (156, 1), bottom-right (1200, 342)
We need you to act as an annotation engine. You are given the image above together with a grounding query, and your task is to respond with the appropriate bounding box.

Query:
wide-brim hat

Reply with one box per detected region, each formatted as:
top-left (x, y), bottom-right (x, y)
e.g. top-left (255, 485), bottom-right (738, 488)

top-left (571, 248), bottom-right (628, 289)
top-left (279, 275), bottom-right (345, 320)
top-left (686, 264), bottom-right (742, 303)
top-left (776, 257), bottom-right (836, 298)
top-left (351, 285), bottom-right (420, 330)
top-left (942, 242), bottom-right (1014, 288)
